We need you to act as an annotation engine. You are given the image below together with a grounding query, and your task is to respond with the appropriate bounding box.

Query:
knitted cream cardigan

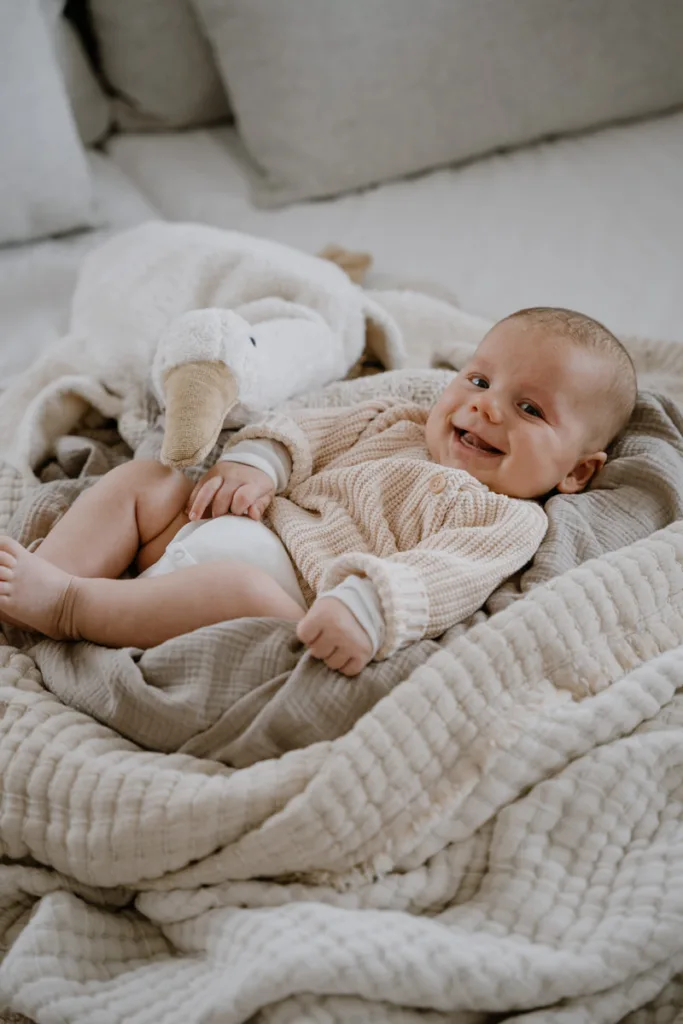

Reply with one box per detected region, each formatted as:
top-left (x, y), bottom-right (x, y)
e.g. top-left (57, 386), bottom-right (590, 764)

top-left (228, 398), bottom-right (548, 657)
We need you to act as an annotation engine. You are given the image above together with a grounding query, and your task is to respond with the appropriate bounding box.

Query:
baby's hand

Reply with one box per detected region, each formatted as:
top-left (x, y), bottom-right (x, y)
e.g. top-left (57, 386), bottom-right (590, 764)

top-left (297, 597), bottom-right (373, 677)
top-left (187, 461), bottom-right (274, 521)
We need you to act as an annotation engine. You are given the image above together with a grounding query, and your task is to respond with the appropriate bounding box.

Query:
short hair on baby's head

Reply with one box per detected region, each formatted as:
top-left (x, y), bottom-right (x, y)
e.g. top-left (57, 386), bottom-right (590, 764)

top-left (502, 306), bottom-right (637, 448)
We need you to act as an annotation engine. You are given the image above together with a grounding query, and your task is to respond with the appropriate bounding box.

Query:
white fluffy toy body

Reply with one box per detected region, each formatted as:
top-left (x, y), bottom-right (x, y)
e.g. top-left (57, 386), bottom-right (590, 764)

top-left (0, 221), bottom-right (407, 472)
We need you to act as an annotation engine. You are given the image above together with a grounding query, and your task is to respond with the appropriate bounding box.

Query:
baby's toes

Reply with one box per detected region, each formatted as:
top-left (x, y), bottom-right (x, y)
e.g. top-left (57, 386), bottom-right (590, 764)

top-left (0, 550), bottom-right (17, 570)
top-left (0, 542), bottom-right (20, 595)
top-left (0, 536), bottom-right (22, 560)
top-left (0, 549), bottom-right (17, 587)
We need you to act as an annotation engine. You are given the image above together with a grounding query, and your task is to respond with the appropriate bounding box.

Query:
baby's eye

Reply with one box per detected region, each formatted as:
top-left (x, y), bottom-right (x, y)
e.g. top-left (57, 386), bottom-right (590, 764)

top-left (469, 375), bottom-right (489, 389)
top-left (519, 401), bottom-right (543, 418)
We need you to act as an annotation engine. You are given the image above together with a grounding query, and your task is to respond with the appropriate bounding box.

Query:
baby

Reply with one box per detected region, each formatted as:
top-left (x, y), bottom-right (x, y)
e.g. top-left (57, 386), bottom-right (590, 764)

top-left (0, 306), bottom-right (637, 676)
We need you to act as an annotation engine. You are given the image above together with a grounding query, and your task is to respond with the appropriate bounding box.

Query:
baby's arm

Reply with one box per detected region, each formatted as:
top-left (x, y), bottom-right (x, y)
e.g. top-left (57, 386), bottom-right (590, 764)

top-left (222, 398), bottom-right (406, 490)
top-left (187, 398), bottom-right (408, 518)
top-left (317, 494), bottom-right (548, 659)
top-left (297, 575), bottom-right (385, 675)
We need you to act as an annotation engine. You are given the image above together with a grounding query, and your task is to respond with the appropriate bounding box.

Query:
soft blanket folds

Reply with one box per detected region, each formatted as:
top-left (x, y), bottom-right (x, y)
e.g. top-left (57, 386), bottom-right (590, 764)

top-left (0, 317), bottom-right (683, 1022)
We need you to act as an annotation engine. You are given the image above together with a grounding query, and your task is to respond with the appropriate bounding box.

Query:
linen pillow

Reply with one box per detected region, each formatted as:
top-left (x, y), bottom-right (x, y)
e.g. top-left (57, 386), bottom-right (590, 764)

top-left (0, 0), bottom-right (95, 245)
top-left (89, 0), bottom-right (230, 130)
top-left (192, 0), bottom-right (683, 207)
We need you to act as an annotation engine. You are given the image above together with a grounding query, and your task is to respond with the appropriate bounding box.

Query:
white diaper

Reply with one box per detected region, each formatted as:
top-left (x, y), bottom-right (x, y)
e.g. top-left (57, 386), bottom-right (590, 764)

top-left (140, 515), bottom-right (307, 608)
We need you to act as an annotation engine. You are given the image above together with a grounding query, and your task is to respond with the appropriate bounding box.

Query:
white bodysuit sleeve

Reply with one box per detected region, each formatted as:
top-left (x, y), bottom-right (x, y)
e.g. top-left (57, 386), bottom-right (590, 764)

top-left (318, 575), bottom-right (386, 658)
top-left (219, 439), bottom-right (292, 493)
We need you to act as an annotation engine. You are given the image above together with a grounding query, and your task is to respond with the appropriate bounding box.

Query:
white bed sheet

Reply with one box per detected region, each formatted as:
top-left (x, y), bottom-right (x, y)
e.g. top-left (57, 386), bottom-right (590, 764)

top-left (108, 110), bottom-right (683, 343)
top-left (0, 152), bottom-right (158, 383)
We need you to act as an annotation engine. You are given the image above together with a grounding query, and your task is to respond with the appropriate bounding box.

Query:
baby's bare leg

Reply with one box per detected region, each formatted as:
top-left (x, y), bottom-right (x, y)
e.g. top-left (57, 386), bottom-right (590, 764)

top-left (0, 539), bottom-right (303, 647)
top-left (36, 459), bottom-right (193, 578)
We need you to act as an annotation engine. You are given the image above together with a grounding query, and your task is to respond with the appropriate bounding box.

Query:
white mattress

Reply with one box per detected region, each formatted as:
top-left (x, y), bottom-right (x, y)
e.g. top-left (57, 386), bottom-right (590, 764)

top-left (108, 109), bottom-right (683, 343)
top-left (0, 152), bottom-right (158, 383)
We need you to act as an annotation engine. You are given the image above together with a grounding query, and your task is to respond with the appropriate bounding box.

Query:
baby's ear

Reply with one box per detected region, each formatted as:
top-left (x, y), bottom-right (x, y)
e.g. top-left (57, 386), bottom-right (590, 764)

top-left (556, 451), bottom-right (607, 494)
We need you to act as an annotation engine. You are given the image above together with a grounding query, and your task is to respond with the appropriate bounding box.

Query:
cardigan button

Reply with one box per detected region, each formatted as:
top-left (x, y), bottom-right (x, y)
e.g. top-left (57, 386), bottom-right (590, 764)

top-left (429, 474), bottom-right (446, 494)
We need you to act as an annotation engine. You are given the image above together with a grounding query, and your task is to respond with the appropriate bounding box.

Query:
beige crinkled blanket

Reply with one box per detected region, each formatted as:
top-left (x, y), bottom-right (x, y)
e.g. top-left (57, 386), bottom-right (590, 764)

top-left (1, 333), bottom-right (683, 1022)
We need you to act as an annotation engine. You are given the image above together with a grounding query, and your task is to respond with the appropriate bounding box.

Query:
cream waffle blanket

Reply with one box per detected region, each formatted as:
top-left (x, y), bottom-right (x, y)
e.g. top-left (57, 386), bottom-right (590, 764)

top-left (0, 328), bottom-right (682, 1023)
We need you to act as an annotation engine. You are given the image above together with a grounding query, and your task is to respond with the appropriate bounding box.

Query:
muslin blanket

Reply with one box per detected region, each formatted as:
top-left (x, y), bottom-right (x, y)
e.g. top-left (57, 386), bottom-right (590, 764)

top-left (1, 332), bottom-right (683, 1023)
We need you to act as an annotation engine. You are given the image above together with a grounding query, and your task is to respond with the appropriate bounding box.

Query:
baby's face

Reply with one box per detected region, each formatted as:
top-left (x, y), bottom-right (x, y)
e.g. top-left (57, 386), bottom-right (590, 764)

top-left (425, 319), bottom-right (608, 498)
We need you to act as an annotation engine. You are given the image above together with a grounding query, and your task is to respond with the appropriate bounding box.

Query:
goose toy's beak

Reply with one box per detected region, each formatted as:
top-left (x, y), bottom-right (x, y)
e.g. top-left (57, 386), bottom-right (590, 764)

top-left (160, 361), bottom-right (239, 469)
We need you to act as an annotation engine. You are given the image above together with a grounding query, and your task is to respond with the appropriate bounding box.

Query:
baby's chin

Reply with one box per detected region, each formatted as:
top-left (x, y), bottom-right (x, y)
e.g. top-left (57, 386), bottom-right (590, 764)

top-left (459, 464), bottom-right (544, 499)
top-left (443, 448), bottom-right (503, 488)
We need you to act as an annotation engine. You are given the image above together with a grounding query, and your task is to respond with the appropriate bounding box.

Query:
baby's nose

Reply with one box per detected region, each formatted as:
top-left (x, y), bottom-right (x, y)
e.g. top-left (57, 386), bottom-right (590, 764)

top-left (471, 392), bottom-right (503, 422)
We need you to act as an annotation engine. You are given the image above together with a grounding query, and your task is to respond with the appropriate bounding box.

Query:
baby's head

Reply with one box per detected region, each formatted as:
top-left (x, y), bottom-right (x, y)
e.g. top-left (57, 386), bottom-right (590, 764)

top-left (425, 306), bottom-right (637, 499)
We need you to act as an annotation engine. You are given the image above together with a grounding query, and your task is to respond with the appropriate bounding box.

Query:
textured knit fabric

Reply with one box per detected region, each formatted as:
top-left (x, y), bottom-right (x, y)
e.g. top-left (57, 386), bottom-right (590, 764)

top-left (228, 399), bottom-right (548, 657)
top-left (224, 437), bottom-right (386, 650)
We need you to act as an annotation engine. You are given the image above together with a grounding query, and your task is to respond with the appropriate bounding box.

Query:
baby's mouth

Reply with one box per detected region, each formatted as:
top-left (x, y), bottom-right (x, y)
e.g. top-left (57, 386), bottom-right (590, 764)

top-left (453, 427), bottom-right (503, 455)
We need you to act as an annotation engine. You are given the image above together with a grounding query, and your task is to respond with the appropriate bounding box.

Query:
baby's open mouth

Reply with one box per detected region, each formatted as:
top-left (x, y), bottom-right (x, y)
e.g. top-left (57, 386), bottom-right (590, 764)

top-left (453, 428), bottom-right (503, 455)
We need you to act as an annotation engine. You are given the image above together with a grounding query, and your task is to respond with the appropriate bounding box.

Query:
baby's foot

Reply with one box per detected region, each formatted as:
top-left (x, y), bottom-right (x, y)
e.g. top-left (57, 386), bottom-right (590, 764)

top-left (0, 537), bottom-right (77, 640)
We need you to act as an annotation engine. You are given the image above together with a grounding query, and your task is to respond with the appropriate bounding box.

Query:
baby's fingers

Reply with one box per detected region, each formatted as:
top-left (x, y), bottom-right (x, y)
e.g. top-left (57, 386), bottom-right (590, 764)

top-left (188, 476), bottom-right (221, 520)
top-left (323, 647), bottom-right (351, 672)
top-left (338, 655), bottom-right (368, 677)
top-left (247, 495), bottom-right (271, 521)
top-left (210, 481), bottom-right (241, 518)
top-left (187, 480), bottom-right (200, 513)
top-left (231, 484), bottom-right (266, 517)
top-left (296, 609), bottom-right (322, 648)
top-left (187, 475), bottom-right (209, 513)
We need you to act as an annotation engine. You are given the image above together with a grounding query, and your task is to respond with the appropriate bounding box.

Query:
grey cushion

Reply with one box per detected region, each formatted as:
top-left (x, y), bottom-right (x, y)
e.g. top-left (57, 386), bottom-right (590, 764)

top-left (193, 0), bottom-right (683, 206)
top-left (0, 0), bottom-right (95, 245)
top-left (41, 1), bottom-right (112, 145)
top-left (90, 0), bottom-right (230, 131)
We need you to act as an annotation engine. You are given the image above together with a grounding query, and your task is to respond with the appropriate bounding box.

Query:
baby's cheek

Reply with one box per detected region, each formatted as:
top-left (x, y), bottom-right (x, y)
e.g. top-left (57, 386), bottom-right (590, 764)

top-left (512, 439), bottom-right (549, 483)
